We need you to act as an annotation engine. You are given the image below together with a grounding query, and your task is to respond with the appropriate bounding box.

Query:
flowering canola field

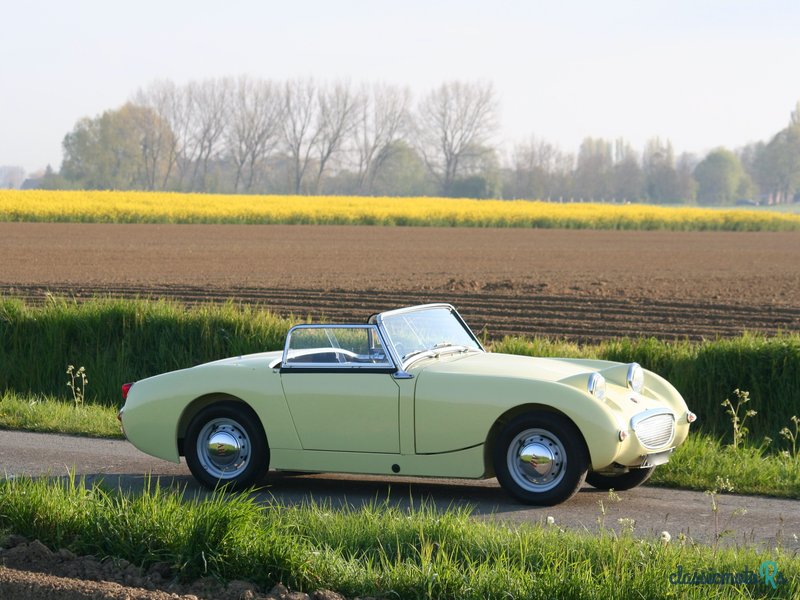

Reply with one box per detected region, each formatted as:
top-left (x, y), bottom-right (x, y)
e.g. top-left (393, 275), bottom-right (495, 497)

top-left (1, 190), bottom-right (799, 231)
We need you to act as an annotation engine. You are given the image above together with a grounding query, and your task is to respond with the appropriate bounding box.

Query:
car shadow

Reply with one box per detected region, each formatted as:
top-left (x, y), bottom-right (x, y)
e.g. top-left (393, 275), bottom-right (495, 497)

top-left (36, 469), bottom-right (568, 520)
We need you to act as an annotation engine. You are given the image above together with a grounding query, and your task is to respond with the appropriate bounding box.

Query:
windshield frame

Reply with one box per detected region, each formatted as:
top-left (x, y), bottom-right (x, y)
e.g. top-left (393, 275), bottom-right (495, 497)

top-left (373, 304), bottom-right (485, 369)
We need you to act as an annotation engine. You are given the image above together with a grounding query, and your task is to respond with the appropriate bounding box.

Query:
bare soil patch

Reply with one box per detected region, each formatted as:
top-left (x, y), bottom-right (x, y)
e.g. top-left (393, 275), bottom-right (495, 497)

top-left (1, 223), bottom-right (798, 340)
top-left (0, 536), bottom-right (356, 600)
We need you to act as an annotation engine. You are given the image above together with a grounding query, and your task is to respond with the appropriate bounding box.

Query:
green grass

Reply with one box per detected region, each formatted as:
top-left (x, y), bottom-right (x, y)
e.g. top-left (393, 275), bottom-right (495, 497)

top-left (3, 391), bottom-right (795, 499)
top-left (0, 476), bottom-right (796, 599)
top-left (0, 391), bottom-right (122, 438)
top-left (652, 433), bottom-right (800, 498)
top-left (2, 296), bottom-right (799, 442)
top-left (494, 335), bottom-right (800, 446)
top-left (0, 295), bottom-right (294, 407)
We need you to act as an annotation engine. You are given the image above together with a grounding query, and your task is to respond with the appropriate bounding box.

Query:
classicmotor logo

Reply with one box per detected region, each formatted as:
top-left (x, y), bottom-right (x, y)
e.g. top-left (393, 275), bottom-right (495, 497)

top-left (669, 561), bottom-right (786, 589)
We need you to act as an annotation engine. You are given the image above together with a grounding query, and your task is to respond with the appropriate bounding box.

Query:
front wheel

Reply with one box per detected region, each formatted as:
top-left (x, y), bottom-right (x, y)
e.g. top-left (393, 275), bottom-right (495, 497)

top-left (493, 412), bottom-right (588, 506)
top-left (586, 467), bottom-right (655, 491)
top-left (185, 402), bottom-right (269, 490)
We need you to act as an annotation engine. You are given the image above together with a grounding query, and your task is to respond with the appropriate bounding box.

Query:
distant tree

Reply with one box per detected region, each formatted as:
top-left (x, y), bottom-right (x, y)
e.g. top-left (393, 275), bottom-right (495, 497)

top-left (131, 82), bottom-right (181, 189)
top-left (508, 136), bottom-right (565, 200)
top-left (352, 83), bottom-right (411, 194)
top-left (693, 148), bottom-right (751, 205)
top-left (370, 140), bottom-right (434, 196)
top-left (415, 81), bottom-right (498, 196)
top-left (225, 76), bottom-right (283, 193)
top-left (61, 103), bottom-right (170, 189)
top-left (187, 78), bottom-right (230, 192)
top-left (282, 79), bottom-right (320, 194)
top-left (611, 140), bottom-right (644, 202)
top-left (675, 152), bottom-right (698, 203)
top-left (312, 81), bottom-right (359, 194)
top-left (573, 137), bottom-right (613, 200)
top-left (642, 138), bottom-right (682, 202)
top-left (753, 123), bottom-right (800, 204)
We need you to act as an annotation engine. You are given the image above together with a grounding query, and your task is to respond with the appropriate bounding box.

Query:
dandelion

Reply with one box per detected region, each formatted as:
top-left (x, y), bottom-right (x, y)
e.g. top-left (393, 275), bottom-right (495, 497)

top-left (546, 516), bottom-right (555, 526)
top-left (660, 531), bottom-right (671, 544)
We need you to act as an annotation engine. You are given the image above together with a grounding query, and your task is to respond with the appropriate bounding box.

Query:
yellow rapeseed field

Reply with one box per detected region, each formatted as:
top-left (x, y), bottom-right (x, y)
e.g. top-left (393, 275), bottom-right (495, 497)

top-left (1, 189), bottom-right (799, 231)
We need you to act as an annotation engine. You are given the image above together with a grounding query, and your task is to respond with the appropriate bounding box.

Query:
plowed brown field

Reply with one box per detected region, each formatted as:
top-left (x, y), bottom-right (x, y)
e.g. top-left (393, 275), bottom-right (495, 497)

top-left (1, 223), bottom-right (799, 341)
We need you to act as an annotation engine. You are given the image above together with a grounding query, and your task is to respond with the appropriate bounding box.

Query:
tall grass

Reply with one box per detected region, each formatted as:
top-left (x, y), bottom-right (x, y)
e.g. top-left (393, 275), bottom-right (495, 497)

top-left (0, 391), bottom-right (121, 438)
top-left (0, 476), bottom-right (796, 598)
top-left (1, 296), bottom-right (799, 442)
top-left (3, 189), bottom-right (800, 231)
top-left (495, 335), bottom-right (800, 444)
top-left (0, 296), bottom-right (293, 406)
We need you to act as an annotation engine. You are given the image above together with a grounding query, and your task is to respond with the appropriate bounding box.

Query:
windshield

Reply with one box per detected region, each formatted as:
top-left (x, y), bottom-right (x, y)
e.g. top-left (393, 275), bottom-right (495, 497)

top-left (380, 307), bottom-right (482, 363)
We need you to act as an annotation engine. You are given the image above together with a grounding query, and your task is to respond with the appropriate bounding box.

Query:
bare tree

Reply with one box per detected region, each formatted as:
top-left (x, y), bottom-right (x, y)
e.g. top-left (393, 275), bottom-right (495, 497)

top-left (131, 82), bottom-right (180, 190)
top-left (352, 83), bottom-right (411, 193)
top-left (415, 81), bottom-right (498, 195)
top-left (187, 78), bottom-right (230, 191)
top-left (282, 79), bottom-right (320, 194)
top-left (312, 81), bottom-right (358, 194)
top-left (511, 136), bottom-right (563, 199)
top-left (226, 76), bottom-right (283, 192)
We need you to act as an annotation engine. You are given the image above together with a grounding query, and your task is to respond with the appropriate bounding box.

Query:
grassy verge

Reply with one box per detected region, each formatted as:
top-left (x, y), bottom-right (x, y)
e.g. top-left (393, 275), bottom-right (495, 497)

top-left (2, 296), bottom-right (800, 443)
top-left (494, 335), bottom-right (800, 445)
top-left (652, 433), bottom-right (800, 498)
top-left (0, 476), bottom-right (796, 599)
top-left (0, 392), bottom-right (121, 438)
top-left (1, 393), bottom-right (797, 499)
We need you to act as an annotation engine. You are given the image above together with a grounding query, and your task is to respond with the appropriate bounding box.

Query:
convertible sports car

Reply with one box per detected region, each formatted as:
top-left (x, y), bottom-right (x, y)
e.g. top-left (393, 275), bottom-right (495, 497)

top-left (119, 303), bottom-right (696, 505)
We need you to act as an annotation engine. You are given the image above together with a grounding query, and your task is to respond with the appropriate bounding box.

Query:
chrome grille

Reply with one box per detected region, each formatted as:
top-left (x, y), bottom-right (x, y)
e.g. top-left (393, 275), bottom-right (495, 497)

top-left (633, 413), bottom-right (675, 449)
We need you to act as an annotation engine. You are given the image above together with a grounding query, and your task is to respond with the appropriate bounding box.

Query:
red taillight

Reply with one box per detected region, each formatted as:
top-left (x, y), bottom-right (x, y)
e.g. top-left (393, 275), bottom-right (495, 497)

top-left (121, 382), bottom-right (134, 401)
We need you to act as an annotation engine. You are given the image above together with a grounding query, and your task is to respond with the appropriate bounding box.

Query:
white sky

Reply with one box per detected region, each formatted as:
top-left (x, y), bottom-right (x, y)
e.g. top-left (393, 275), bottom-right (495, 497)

top-left (1, 0), bottom-right (799, 173)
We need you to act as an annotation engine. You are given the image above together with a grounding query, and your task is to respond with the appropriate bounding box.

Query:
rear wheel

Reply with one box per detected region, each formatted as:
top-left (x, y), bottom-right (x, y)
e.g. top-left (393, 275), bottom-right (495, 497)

top-left (493, 412), bottom-right (588, 506)
top-left (185, 402), bottom-right (268, 490)
top-left (586, 467), bottom-right (655, 491)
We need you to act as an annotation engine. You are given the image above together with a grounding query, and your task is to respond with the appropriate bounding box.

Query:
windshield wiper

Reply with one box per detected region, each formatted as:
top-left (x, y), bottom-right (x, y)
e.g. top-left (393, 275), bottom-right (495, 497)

top-left (433, 342), bottom-right (471, 354)
top-left (403, 343), bottom-right (472, 363)
top-left (402, 349), bottom-right (432, 361)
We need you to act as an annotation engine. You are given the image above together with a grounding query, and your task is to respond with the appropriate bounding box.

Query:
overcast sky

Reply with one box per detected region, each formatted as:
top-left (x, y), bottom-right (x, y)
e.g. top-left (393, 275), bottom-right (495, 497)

top-left (2, 0), bottom-right (799, 173)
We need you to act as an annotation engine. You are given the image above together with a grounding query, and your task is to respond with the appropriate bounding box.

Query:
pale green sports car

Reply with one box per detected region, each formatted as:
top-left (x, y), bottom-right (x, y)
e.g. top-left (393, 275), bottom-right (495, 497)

top-left (119, 303), bottom-right (696, 505)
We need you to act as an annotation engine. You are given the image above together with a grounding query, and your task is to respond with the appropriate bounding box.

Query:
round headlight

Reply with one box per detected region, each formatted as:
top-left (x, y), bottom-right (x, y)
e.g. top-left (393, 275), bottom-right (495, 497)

top-left (587, 372), bottom-right (606, 401)
top-left (626, 363), bottom-right (645, 393)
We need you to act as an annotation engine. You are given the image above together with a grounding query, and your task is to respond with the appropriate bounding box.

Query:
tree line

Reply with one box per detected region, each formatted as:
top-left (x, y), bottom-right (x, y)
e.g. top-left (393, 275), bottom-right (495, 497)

top-left (14, 77), bottom-right (800, 204)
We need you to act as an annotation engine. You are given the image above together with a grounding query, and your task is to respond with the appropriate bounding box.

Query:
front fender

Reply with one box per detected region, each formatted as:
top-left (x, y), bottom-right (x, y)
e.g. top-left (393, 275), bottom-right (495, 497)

top-left (414, 371), bottom-right (624, 469)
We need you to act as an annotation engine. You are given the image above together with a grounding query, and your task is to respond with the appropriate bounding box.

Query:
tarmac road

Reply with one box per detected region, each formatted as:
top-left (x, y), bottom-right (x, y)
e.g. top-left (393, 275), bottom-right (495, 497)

top-left (1, 429), bottom-right (798, 551)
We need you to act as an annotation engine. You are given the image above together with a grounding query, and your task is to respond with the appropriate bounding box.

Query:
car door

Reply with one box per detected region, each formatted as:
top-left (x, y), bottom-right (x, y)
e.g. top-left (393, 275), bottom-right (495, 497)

top-left (279, 325), bottom-right (401, 453)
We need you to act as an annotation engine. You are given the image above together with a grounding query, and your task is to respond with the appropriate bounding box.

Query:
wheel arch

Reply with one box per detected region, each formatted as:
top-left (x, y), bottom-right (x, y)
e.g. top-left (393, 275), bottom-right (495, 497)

top-left (177, 393), bottom-right (265, 456)
top-left (483, 403), bottom-right (590, 478)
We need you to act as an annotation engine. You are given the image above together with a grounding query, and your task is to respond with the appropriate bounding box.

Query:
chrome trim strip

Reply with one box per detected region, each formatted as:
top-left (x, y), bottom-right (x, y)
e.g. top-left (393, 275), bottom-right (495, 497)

top-left (281, 324), bottom-right (398, 371)
top-left (629, 407), bottom-right (673, 430)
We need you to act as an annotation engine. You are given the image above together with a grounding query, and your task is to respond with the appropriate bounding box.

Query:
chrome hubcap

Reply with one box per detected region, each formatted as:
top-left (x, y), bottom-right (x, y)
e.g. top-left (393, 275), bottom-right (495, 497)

top-left (507, 428), bottom-right (566, 492)
top-left (197, 418), bottom-right (251, 479)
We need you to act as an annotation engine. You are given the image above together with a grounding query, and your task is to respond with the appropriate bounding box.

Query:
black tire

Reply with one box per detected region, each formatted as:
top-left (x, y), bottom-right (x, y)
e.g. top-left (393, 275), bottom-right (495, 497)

top-left (586, 467), bottom-right (655, 491)
top-left (185, 402), bottom-right (269, 490)
top-left (493, 411), bottom-right (588, 506)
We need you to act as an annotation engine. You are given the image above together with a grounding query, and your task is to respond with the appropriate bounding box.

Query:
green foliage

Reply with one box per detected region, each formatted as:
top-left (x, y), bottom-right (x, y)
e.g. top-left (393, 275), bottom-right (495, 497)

top-left (0, 391), bottom-right (121, 438)
top-left (0, 476), bottom-right (797, 598)
top-left (693, 148), bottom-right (752, 205)
top-left (2, 297), bottom-right (799, 446)
top-left (0, 296), bottom-right (293, 406)
top-left (61, 103), bottom-right (175, 191)
top-left (652, 432), bottom-right (800, 499)
top-left (493, 334), bottom-right (800, 445)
